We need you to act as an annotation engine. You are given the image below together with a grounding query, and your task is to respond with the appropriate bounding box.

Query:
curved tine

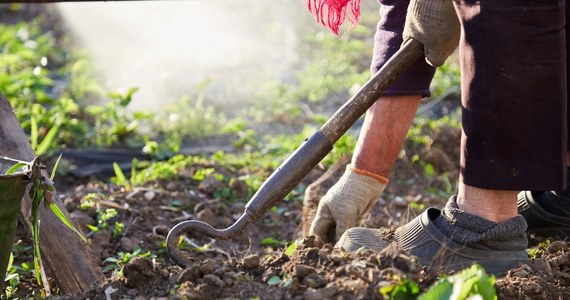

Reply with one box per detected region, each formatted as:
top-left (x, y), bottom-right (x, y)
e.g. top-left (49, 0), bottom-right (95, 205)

top-left (166, 213), bottom-right (253, 268)
top-left (166, 220), bottom-right (210, 268)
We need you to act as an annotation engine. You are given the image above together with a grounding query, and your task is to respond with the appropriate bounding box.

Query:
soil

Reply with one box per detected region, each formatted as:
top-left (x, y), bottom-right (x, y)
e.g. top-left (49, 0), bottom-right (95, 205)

top-left (6, 117), bottom-right (570, 299)
top-left (4, 4), bottom-right (570, 300)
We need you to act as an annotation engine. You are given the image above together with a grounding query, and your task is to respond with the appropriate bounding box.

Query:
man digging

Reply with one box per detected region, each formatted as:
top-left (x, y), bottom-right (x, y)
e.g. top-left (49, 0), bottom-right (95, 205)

top-left (307, 0), bottom-right (570, 275)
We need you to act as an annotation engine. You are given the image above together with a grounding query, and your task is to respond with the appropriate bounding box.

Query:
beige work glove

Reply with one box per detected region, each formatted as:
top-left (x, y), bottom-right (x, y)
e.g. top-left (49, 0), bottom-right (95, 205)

top-left (309, 165), bottom-right (388, 243)
top-left (403, 0), bottom-right (460, 67)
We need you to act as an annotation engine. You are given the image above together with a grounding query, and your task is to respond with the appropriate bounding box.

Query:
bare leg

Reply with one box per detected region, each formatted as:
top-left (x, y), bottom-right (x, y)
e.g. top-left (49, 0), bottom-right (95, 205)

top-left (457, 183), bottom-right (518, 223)
top-left (457, 129), bottom-right (518, 223)
top-left (352, 95), bottom-right (422, 177)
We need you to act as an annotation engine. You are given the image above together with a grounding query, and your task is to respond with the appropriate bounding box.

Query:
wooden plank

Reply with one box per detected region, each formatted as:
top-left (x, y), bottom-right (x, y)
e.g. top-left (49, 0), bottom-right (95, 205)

top-left (0, 93), bottom-right (104, 295)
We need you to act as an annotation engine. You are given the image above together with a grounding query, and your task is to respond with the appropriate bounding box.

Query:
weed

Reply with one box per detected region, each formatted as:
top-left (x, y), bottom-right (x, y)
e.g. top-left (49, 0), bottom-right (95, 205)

top-left (103, 247), bottom-right (155, 274)
top-left (528, 240), bottom-right (551, 260)
top-left (379, 278), bottom-right (420, 300)
top-left (87, 208), bottom-right (121, 236)
top-left (419, 264), bottom-right (496, 300)
top-left (4, 156), bottom-right (86, 290)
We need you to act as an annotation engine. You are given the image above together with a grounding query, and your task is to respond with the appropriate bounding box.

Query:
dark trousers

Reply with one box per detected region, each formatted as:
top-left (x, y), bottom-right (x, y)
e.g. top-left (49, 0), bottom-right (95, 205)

top-left (372, 0), bottom-right (568, 191)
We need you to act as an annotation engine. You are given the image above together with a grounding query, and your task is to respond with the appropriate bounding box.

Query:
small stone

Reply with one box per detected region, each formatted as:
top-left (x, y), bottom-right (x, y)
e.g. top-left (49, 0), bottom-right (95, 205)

top-left (198, 176), bottom-right (225, 194)
top-left (295, 264), bottom-right (316, 277)
top-left (203, 274), bottom-right (225, 287)
top-left (230, 179), bottom-right (248, 198)
top-left (512, 268), bottom-right (529, 278)
top-left (153, 224), bottom-right (170, 236)
top-left (199, 259), bottom-right (218, 275)
top-left (302, 273), bottom-right (327, 289)
top-left (196, 208), bottom-right (216, 225)
top-left (261, 269), bottom-right (278, 283)
top-left (144, 191), bottom-right (156, 201)
top-left (329, 254), bottom-right (343, 263)
top-left (303, 286), bottom-right (338, 300)
top-left (547, 241), bottom-right (568, 254)
top-left (521, 281), bottom-right (542, 294)
top-left (242, 255), bottom-right (260, 270)
top-left (318, 249), bottom-right (329, 260)
top-left (120, 237), bottom-right (138, 252)
top-left (166, 182), bottom-right (178, 191)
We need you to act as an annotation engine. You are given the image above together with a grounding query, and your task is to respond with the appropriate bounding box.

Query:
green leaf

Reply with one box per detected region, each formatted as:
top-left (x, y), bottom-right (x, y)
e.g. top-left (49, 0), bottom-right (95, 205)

top-left (35, 123), bottom-right (60, 156)
top-left (113, 162), bottom-right (128, 186)
top-left (4, 162), bottom-right (28, 175)
top-left (284, 240), bottom-right (297, 256)
top-left (267, 276), bottom-right (282, 286)
top-left (6, 252), bottom-right (14, 276)
top-left (419, 278), bottom-right (452, 300)
top-left (391, 279), bottom-right (420, 300)
top-left (50, 153), bottom-right (62, 181)
top-left (420, 264), bottom-right (497, 300)
top-left (48, 203), bottom-right (88, 243)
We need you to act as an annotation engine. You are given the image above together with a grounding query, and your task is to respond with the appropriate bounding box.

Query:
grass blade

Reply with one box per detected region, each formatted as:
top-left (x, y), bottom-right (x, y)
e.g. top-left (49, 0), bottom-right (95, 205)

top-left (113, 162), bottom-right (128, 186)
top-left (48, 203), bottom-right (88, 243)
top-left (50, 153), bottom-right (63, 181)
top-left (35, 123), bottom-right (60, 156)
top-left (4, 162), bottom-right (28, 175)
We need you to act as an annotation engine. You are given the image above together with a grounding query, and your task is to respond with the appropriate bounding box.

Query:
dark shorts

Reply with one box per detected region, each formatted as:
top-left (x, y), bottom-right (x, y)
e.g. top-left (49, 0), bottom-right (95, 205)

top-left (373, 0), bottom-right (568, 190)
top-left (456, 0), bottom-right (567, 190)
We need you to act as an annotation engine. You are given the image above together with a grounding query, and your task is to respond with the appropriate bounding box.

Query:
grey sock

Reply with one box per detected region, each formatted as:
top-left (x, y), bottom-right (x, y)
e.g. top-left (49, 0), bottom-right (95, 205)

top-left (433, 196), bottom-right (528, 251)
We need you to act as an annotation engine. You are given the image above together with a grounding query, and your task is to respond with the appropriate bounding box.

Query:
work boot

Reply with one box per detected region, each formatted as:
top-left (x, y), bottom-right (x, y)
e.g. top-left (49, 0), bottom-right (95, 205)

top-left (337, 196), bottom-right (529, 275)
top-left (517, 167), bottom-right (570, 239)
top-left (518, 190), bottom-right (570, 239)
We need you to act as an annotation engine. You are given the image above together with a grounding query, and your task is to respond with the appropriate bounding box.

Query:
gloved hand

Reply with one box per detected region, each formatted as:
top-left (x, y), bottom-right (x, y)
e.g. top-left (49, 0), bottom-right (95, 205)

top-left (309, 165), bottom-right (388, 243)
top-left (403, 0), bottom-right (460, 67)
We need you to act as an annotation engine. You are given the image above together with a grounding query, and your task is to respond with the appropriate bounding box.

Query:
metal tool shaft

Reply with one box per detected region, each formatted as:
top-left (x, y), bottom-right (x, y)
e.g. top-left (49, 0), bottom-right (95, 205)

top-left (166, 39), bottom-right (424, 268)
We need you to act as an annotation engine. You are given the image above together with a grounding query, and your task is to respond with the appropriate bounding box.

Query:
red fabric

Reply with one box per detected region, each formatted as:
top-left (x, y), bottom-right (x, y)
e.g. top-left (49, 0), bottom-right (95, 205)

top-left (306, 0), bottom-right (361, 35)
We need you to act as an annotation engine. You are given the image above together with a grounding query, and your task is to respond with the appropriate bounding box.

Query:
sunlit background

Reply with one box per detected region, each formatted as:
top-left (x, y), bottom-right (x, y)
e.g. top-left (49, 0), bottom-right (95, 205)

top-left (56, 0), bottom-right (311, 110)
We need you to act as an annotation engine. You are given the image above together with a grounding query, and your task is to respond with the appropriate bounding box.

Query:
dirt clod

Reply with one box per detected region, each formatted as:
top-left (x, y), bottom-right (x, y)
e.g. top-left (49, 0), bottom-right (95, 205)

top-left (203, 274), bottom-right (225, 287)
top-left (294, 264), bottom-right (316, 277)
top-left (122, 257), bottom-right (158, 289)
top-left (303, 285), bottom-right (338, 300)
top-left (199, 258), bottom-right (219, 275)
top-left (242, 255), bottom-right (261, 270)
top-left (177, 265), bottom-right (201, 284)
top-left (302, 273), bottom-right (327, 288)
top-left (548, 240), bottom-right (569, 254)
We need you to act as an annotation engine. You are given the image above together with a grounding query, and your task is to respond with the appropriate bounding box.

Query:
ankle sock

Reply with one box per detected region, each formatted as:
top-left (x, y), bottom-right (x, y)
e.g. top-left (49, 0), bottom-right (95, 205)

top-left (433, 196), bottom-right (528, 251)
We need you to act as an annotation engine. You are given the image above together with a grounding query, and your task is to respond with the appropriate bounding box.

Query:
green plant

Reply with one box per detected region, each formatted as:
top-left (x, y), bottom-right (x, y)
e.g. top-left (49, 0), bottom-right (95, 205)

top-left (430, 61), bottom-right (461, 100)
top-left (85, 87), bottom-right (149, 147)
top-left (87, 208), bottom-right (122, 238)
top-left (4, 156), bottom-right (86, 288)
top-left (3, 253), bottom-right (19, 298)
top-left (380, 278), bottom-right (421, 300)
top-left (420, 264), bottom-right (496, 300)
top-left (528, 240), bottom-right (551, 260)
top-left (103, 247), bottom-right (154, 274)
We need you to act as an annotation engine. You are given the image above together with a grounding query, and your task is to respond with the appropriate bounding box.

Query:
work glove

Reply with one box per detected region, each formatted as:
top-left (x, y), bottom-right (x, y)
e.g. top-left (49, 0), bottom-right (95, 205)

top-left (403, 0), bottom-right (460, 67)
top-left (309, 165), bottom-right (388, 243)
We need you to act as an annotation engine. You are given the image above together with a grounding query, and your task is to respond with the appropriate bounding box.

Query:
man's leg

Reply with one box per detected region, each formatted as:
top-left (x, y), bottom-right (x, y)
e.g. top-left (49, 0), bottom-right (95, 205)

top-left (352, 95), bottom-right (422, 178)
top-left (457, 184), bottom-right (518, 223)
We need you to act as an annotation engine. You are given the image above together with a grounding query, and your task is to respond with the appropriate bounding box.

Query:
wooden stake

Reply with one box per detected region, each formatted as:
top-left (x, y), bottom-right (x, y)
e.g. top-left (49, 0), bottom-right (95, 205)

top-left (0, 93), bottom-right (104, 295)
